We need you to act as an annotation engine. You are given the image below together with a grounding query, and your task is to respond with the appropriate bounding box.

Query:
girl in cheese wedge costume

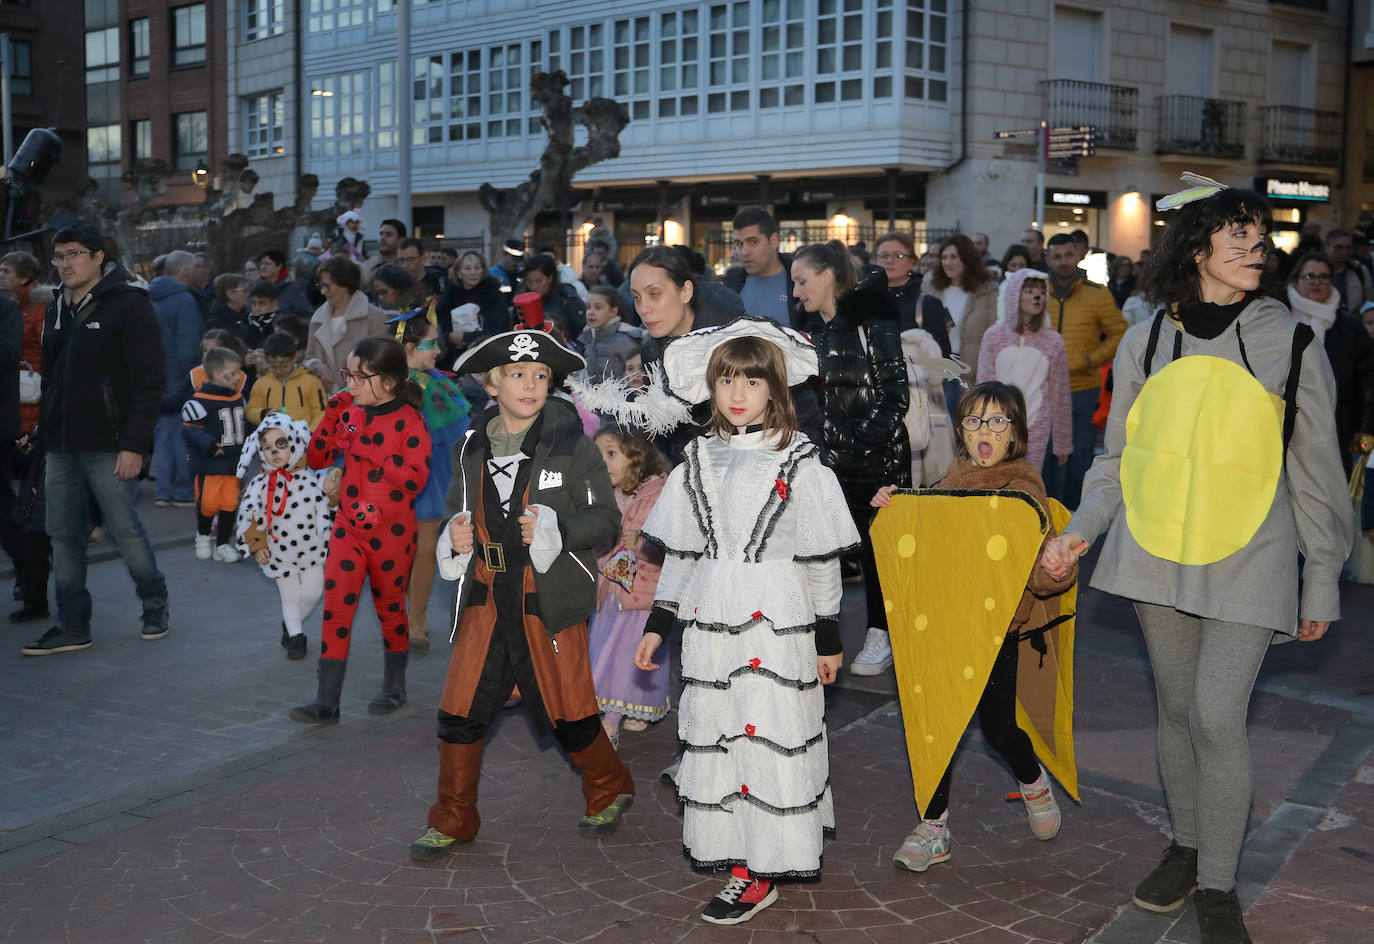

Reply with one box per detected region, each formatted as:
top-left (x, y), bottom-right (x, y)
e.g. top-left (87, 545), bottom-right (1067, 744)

top-left (872, 381), bottom-right (1078, 873)
top-left (633, 317), bottom-right (860, 926)
top-left (1042, 176), bottom-right (1352, 944)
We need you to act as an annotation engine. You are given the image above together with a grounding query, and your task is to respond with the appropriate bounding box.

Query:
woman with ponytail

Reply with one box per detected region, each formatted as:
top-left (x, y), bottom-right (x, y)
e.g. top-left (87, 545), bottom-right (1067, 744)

top-left (792, 239), bottom-right (911, 677)
top-left (289, 335), bottom-right (432, 724)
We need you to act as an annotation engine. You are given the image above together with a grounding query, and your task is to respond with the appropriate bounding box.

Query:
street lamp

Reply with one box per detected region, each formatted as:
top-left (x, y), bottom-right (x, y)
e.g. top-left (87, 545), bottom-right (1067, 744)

top-left (193, 159), bottom-right (209, 189)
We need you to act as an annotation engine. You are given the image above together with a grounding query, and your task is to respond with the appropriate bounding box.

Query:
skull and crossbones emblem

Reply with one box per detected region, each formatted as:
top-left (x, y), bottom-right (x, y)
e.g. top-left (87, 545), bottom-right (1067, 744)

top-left (508, 334), bottom-right (540, 360)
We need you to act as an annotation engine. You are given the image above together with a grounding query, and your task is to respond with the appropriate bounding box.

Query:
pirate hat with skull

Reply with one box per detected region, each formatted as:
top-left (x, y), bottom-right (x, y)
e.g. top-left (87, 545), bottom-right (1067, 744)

top-left (453, 329), bottom-right (586, 378)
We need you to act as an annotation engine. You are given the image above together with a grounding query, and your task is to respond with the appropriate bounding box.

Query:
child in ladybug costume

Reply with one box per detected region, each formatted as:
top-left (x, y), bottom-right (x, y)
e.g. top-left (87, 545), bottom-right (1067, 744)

top-left (289, 336), bottom-right (431, 723)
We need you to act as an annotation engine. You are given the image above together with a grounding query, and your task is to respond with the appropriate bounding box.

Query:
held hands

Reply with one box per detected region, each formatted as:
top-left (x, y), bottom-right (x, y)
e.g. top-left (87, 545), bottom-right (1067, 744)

top-left (321, 467), bottom-right (342, 499)
top-left (817, 653), bottom-right (842, 684)
top-left (518, 507), bottom-right (539, 546)
top-left (254, 548), bottom-right (271, 565)
top-left (448, 512), bottom-right (474, 555)
top-left (1056, 454), bottom-right (1070, 466)
top-left (635, 632), bottom-right (663, 671)
top-left (1040, 531), bottom-right (1089, 580)
top-left (870, 484), bottom-right (899, 508)
top-left (1297, 620), bottom-right (1330, 642)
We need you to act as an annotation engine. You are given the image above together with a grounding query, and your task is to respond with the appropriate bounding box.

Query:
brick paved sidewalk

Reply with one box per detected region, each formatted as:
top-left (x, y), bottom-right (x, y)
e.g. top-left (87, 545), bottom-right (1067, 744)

top-left (0, 692), bottom-right (1176, 944)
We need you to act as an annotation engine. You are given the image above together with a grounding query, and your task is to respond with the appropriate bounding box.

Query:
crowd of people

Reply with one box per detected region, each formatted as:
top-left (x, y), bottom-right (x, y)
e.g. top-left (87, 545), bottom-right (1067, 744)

top-left (0, 188), bottom-right (1367, 943)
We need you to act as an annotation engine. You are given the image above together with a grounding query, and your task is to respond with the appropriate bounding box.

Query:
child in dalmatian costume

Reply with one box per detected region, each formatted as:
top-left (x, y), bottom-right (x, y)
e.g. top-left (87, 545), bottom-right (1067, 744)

top-left (290, 337), bottom-right (432, 724)
top-left (236, 413), bottom-right (336, 660)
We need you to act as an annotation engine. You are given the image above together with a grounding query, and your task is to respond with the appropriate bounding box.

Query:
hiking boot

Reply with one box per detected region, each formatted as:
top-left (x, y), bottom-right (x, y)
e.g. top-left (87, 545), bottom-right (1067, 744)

top-left (286, 634), bottom-right (308, 660)
top-left (141, 598), bottom-right (169, 640)
top-left (700, 872), bottom-right (778, 925)
top-left (1010, 769), bottom-right (1061, 840)
top-left (850, 627), bottom-right (894, 676)
top-left (577, 793), bottom-right (633, 836)
top-left (1195, 888), bottom-right (1252, 944)
top-left (1133, 841), bottom-right (1198, 912)
top-left (893, 820), bottom-right (952, 872)
top-left (194, 535), bottom-right (214, 560)
top-left (21, 626), bottom-right (92, 656)
top-left (408, 826), bottom-right (470, 862)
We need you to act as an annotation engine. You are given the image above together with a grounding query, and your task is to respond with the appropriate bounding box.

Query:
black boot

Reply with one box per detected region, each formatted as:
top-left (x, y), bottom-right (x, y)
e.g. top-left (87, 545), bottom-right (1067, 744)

top-left (290, 657), bottom-right (346, 723)
top-left (280, 621), bottom-right (289, 649)
top-left (368, 649), bottom-right (408, 715)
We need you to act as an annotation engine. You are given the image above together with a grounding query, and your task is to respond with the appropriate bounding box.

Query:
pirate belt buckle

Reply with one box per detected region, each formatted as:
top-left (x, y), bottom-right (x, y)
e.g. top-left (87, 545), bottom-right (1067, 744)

top-left (481, 541), bottom-right (506, 573)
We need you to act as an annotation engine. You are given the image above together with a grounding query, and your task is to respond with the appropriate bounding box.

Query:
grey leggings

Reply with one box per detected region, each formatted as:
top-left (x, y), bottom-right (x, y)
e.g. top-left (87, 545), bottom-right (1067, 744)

top-left (1135, 602), bottom-right (1273, 892)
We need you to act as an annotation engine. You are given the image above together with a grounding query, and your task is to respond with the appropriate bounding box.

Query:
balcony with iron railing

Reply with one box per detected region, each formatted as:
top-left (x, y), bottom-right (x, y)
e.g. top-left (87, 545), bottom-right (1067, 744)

top-left (1040, 79), bottom-right (1138, 150)
top-left (1258, 106), bottom-right (1342, 165)
top-left (1156, 95), bottom-right (1246, 159)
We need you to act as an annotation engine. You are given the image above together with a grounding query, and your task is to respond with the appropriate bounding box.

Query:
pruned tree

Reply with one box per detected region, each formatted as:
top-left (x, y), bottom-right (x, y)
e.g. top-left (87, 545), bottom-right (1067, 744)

top-left (479, 70), bottom-right (630, 247)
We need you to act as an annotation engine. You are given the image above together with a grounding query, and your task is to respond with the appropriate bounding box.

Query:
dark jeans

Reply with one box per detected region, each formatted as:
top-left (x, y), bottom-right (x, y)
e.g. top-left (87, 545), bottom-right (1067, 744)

top-left (1041, 387), bottom-right (1100, 509)
top-left (46, 451), bottom-right (166, 635)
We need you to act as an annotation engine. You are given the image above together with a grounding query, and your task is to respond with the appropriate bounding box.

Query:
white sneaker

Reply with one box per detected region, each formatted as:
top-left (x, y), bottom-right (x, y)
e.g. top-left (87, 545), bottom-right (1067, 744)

top-left (893, 820), bottom-right (952, 872)
top-left (1014, 768), bottom-right (1061, 840)
top-left (213, 543), bottom-right (241, 563)
top-left (194, 535), bottom-right (214, 560)
top-left (850, 627), bottom-right (894, 676)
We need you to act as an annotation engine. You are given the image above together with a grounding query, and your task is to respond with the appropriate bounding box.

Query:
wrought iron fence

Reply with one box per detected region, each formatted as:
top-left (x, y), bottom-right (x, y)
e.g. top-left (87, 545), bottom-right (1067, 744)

top-left (1259, 106), bottom-right (1341, 165)
top-left (1040, 79), bottom-right (1138, 150)
top-left (1157, 95), bottom-right (1246, 158)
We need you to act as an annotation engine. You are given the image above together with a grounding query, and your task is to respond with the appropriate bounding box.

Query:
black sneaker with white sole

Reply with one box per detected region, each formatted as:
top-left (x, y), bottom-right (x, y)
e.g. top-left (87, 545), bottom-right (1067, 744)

top-left (141, 598), bottom-right (169, 640)
top-left (21, 627), bottom-right (93, 656)
top-left (1133, 841), bottom-right (1198, 912)
top-left (700, 875), bottom-right (779, 925)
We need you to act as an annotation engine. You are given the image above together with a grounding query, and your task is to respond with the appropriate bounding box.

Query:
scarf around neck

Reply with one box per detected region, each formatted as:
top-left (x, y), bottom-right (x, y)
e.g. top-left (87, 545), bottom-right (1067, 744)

top-left (1286, 284), bottom-right (1338, 345)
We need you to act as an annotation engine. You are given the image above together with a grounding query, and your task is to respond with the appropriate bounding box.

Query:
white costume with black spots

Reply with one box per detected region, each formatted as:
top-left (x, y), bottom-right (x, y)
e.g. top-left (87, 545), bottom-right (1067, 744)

top-left (236, 414), bottom-right (335, 637)
top-left (641, 430), bottom-right (859, 878)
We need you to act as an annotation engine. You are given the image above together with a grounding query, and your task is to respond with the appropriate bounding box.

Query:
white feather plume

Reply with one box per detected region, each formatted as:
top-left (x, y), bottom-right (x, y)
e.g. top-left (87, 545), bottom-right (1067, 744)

top-left (568, 363), bottom-right (694, 438)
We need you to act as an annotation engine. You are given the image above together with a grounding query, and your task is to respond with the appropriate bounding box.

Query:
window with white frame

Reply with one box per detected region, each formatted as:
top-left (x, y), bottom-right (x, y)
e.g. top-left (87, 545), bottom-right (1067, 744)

top-left (565, 23), bottom-right (605, 100)
top-left (306, 0), bottom-right (365, 33)
top-left (760, 0), bottom-right (805, 108)
top-left (707, 1), bottom-right (751, 114)
top-left (815, 0), bottom-right (866, 103)
top-left (412, 54), bottom-right (444, 144)
top-left (376, 60), bottom-right (397, 149)
top-left (487, 43), bottom-right (528, 138)
top-left (612, 16), bottom-right (651, 121)
top-left (245, 0), bottom-right (285, 41)
top-left (244, 92), bottom-right (285, 157)
top-left (904, 0), bottom-right (948, 102)
top-left (450, 50), bottom-right (481, 141)
top-left (309, 72), bottom-right (367, 158)
top-left (657, 7), bottom-right (700, 118)
top-left (873, 0), bottom-right (896, 98)
top-left (85, 26), bottom-right (119, 84)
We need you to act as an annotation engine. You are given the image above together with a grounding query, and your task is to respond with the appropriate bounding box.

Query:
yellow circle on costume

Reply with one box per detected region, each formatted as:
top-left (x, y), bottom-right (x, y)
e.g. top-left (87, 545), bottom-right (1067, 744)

top-left (925, 734), bottom-right (934, 743)
top-left (992, 635), bottom-right (1003, 647)
top-left (983, 597), bottom-right (996, 611)
top-left (884, 599), bottom-right (893, 613)
top-left (986, 534), bottom-right (1008, 561)
top-left (897, 533), bottom-right (916, 558)
top-left (912, 684), bottom-right (922, 694)
top-left (914, 614), bottom-right (928, 631)
top-left (1121, 355), bottom-right (1281, 566)
top-left (962, 666), bottom-right (974, 680)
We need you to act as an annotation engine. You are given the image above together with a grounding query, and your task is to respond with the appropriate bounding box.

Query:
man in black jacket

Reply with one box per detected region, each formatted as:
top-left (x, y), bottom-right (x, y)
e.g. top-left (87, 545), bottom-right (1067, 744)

top-left (21, 225), bottom-right (170, 656)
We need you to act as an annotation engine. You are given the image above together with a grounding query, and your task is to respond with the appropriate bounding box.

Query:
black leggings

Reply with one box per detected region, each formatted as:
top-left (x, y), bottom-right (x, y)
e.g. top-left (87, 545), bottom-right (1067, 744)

top-left (197, 509), bottom-right (237, 544)
top-left (925, 628), bottom-right (1041, 819)
top-left (848, 502), bottom-right (887, 632)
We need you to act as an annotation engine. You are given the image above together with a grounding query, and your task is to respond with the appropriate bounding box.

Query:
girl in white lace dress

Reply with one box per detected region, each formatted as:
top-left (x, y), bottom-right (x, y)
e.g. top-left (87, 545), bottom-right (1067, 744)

top-left (634, 318), bottom-right (859, 926)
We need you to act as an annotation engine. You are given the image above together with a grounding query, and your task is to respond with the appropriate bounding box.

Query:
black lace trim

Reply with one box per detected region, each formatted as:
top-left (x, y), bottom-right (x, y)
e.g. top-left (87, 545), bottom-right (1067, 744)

top-left (685, 440), bottom-right (720, 559)
top-left (684, 849), bottom-right (829, 881)
top-left (889, 486), bottom-right (1049, 532)
top-left (684, 614), bottom-right (817, 635)
top-left (793, 541), bottom-right (861, 563)
top-left (640, 535), bottom-right (702, 560)
top-left (680, 729), bottom-right (826, 757)
top-left (681, 665), bottom-right (820, 691)
top-left (680, 782), bottom-right (831, 817)
top-left (745, 442), bottom-right (818, 562)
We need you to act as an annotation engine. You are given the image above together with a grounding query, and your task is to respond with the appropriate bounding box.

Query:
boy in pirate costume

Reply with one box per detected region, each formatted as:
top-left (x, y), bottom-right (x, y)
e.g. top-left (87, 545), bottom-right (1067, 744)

top-left (410, 329), bottom-right (634, 861)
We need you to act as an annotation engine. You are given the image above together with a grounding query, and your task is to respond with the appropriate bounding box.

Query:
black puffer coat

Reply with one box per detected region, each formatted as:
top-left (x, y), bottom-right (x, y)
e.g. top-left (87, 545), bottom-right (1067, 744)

top-left (809, 278), bottom-right (912, 504)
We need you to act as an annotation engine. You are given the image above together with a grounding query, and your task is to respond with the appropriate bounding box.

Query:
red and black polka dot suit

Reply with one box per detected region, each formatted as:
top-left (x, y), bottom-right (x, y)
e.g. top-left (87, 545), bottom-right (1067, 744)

top-left (307, 392), bottom-right (431, 661)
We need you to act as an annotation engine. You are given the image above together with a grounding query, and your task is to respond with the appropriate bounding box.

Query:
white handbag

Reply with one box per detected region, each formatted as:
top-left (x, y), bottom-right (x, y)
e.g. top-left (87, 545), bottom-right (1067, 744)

top-left (18, 363), bottom-right (40, 404)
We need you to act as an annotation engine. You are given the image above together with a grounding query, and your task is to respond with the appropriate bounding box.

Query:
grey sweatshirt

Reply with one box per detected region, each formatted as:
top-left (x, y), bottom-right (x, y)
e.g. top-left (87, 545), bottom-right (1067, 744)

top-left (1067, 295), bottom-right (1352, 636)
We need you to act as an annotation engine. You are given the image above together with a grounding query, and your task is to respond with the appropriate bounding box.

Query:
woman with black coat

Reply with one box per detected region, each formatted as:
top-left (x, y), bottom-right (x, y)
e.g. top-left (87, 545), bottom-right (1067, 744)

top-left (438, 250), bottom-right (512, 348)
top-left (522, 255), bottom-right (586, 340)
top-left (792, 239), bottom-right (911, 678)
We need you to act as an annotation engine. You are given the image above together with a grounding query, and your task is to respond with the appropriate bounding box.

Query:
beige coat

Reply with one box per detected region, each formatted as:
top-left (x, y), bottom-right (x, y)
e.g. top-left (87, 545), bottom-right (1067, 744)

top-left (923, 276), bottom-right (999, 380)
top-left (303, 291), bottom-right (389, 393)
